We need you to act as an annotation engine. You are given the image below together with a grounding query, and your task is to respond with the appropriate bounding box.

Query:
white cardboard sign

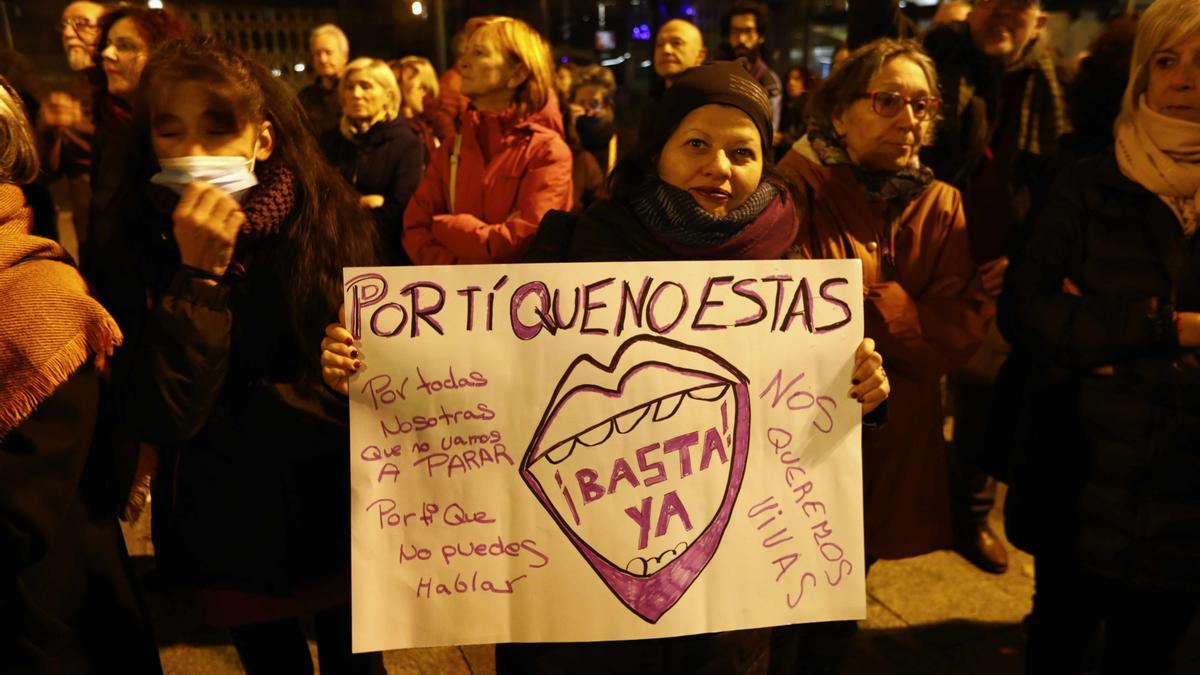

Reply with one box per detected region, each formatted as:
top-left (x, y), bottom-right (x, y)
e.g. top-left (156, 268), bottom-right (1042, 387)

top-left (346, 259), bottom-right (866, 652)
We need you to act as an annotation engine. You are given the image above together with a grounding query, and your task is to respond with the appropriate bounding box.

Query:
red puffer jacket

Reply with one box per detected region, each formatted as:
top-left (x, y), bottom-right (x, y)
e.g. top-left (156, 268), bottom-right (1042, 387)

top-left (402, 97), bottom-right (573, 265)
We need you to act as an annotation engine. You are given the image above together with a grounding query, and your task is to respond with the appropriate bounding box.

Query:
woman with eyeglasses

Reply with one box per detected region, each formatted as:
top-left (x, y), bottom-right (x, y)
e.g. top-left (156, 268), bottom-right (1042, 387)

top-left (778, 38), bottom-right (989, 566)
top-left (768, 40), bottom-right (988, 673)
top-left (86, 6), bottom-right (188, 298)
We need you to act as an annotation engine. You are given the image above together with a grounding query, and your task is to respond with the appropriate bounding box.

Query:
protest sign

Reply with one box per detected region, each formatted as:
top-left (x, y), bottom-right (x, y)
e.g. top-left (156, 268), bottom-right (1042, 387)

top-left (346, 259), bottom-right (866, 651)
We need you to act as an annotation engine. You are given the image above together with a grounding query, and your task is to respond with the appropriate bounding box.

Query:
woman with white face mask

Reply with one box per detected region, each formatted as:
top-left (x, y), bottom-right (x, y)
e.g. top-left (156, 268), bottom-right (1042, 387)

top-left (108, 36), bottom-right (383, 675)
top-left (321, 58), bottom-right (424, 265)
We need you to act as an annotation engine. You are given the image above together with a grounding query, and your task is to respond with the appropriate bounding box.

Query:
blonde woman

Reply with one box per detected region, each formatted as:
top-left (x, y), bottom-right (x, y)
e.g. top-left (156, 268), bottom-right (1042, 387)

top-left (1005, 0), bottom-right (1200, 671)
top-left (393, 56), bottom-right (440, 163)
top-left (402, 16), bottom-right (572, 265)
top-left (321, 57), bottom-right (423, 264)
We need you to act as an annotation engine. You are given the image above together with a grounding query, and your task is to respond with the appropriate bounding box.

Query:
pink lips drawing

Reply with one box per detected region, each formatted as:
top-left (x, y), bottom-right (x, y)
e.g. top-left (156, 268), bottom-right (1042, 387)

top-left (521, 335), bottom-right (751, 623)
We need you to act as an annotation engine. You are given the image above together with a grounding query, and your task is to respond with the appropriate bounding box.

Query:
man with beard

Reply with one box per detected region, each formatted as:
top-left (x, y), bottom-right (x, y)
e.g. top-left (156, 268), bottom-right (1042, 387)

top-left (721, 1), bottom-right (781, 131)
top-left (36, 1), bottom-right (106, 247)
top-left (298, 23), bottom-right (350, 141)
top-left (921, 0), bottom-right (1070, 576)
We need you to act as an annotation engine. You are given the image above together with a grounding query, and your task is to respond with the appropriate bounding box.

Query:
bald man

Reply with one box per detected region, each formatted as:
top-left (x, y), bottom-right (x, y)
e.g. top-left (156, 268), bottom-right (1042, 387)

top-left (653, 19), bottom-right (707, 87)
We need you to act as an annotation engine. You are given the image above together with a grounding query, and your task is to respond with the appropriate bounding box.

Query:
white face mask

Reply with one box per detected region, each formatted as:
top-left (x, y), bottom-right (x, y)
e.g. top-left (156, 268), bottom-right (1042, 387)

top-left (150, 152), bottom-right (259, 199)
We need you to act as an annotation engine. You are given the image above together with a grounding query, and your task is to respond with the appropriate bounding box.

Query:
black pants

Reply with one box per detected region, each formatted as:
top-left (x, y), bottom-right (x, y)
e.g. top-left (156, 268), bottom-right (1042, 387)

top-left (1026, 553), bottom-right (1199, 674)
top-left (227, 604), bottom-right (382, 675)
top-left (948, 373), bottom-right (999, 528)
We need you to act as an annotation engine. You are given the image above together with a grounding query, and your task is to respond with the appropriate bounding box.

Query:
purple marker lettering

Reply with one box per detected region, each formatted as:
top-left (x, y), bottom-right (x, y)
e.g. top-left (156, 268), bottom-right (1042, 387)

top-left (647, 281), bottom-right (689, 334)
top-left (816, 278), bottom-right (852, 333)
top-left (457, 285), bottom-right (482, 330)
top-left (692, 275), bottom-right (733, 330)
top-left (580, 277), bottom-right (615, 335)
top-left (399, 281), bottom-right (446, 337)
top-left (615, 277), bottom-right (652, 336)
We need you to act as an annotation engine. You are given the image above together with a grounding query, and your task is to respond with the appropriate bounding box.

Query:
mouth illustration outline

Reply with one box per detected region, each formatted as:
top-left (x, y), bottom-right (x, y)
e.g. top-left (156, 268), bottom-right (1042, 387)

top-left (520, 334), bottom-right (751, 624)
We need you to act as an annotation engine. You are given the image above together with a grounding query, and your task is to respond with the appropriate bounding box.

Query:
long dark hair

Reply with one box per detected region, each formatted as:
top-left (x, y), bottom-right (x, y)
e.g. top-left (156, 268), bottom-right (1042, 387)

top-left (126, 36), bottom-right (379, 383)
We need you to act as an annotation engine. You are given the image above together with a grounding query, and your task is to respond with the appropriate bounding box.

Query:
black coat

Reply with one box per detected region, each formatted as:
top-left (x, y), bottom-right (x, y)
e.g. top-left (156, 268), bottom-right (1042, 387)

top-left (1, 367), bottom-right (161, 674)
top-left (298, 80), bottom-right (342, 141)
top-left (322, 118), bottom-right (424, 265)
top-left (118, 212), bottom-right (353, 605)
top-left (1002, 152), bottom-right (1200, 591)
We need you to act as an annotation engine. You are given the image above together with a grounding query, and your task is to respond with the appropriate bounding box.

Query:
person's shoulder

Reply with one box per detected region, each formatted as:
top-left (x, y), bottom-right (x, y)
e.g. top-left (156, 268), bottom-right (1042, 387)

top-left (318, 127), bottom-right (349, 152)
top-left (297, 81), bottom-right (323, 99)
top-left (526, 122), bottom-right (573, 158)
top-left (777, 146), bottom-right (826, 187)
top-left (923, 21), bottom-right (971, 60)
top-left (379, 117), bottom-right (419, 141)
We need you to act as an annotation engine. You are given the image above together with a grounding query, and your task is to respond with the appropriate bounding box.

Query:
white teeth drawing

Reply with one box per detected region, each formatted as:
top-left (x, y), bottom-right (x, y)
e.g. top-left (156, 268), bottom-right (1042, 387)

top-left (546, 439), bottom-right (574, 465)
top-left (541, 385), bottom-right (723, 466)
top-left (687, 383), bottom-right (729, 402)
top-left (614, 404), bottom-right (650, 434)
top-left (522, 335), bottom-right (752, 624)
top-left (625, 541), bottom-right (690, 577)
top-left (576, 419), bottom-right (614, 447)
top-left (653, 391), bottom-right (686, 421)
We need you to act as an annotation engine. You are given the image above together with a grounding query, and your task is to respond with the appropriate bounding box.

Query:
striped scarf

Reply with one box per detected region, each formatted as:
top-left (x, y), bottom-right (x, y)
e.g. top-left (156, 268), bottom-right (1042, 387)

top-left (0, 184), bottom-right (121, 439)
top-left (629, 177), bottom-right (780, 249)
top-left (1007, 40), bottom-right (1071, 156)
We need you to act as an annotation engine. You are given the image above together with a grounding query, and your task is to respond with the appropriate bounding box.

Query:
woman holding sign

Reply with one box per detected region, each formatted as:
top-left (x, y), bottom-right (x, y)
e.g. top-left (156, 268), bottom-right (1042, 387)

top-left (321, 59), bottom-right (890, 674)
top-left (108, 37), bottom-right (382, 674)
top-left (401, 16), bottom-right (573, 265)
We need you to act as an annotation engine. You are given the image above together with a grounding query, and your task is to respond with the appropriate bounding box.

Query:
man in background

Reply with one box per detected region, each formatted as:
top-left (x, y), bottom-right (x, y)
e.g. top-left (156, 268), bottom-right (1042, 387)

top-left (721, 1), bottom-right (781, 130)
top-left (298, 23), bottom-right (349, 140)
top-left (36, 1), bottom-right (106, 247)
top-left (654, 18), bottom-right (707, 89)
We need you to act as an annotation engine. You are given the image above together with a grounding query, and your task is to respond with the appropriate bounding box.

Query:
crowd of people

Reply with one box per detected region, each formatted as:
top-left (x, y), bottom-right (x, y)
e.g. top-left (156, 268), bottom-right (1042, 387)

top-left (2, 0), bottom-right (1198, 674)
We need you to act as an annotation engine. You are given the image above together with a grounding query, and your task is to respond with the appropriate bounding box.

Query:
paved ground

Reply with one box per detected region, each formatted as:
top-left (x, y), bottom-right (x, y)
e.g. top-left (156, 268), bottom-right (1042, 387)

top-left (120, 484), bottom-right (1199, 675)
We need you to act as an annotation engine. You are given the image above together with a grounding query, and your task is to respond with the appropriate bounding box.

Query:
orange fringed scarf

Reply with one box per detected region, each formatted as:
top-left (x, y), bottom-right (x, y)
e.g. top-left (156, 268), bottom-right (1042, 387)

top-left (0, 184), bottom-right (121, 439)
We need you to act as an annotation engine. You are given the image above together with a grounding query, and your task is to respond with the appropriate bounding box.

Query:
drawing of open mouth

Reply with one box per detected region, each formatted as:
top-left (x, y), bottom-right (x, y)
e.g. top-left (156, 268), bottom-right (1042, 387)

top-left (521, 335), bottom-right (751, 623)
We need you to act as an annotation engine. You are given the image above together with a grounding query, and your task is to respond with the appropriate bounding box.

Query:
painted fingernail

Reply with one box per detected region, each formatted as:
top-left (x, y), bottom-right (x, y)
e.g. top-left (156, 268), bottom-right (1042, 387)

top-left (343, 338), bottom-right (353, 346)
top-left (353, 360), bottom-right (362, 370)
top-left (350, 349), bottom-right (358, 359)
top-left (852, 379), bottom-right (860, 385)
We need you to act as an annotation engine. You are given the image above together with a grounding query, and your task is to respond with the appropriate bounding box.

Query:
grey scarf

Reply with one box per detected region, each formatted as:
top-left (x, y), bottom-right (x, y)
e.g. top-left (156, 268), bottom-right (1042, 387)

top-left (629, 177), bottom-right (780, 248)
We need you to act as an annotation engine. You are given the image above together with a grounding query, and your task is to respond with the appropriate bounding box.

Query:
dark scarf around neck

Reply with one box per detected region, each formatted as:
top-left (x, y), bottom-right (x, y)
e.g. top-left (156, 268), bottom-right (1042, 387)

top-left (629, 177), bottom-right (798, 259)
top-left (808, 127), bottom-right (934, 203)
